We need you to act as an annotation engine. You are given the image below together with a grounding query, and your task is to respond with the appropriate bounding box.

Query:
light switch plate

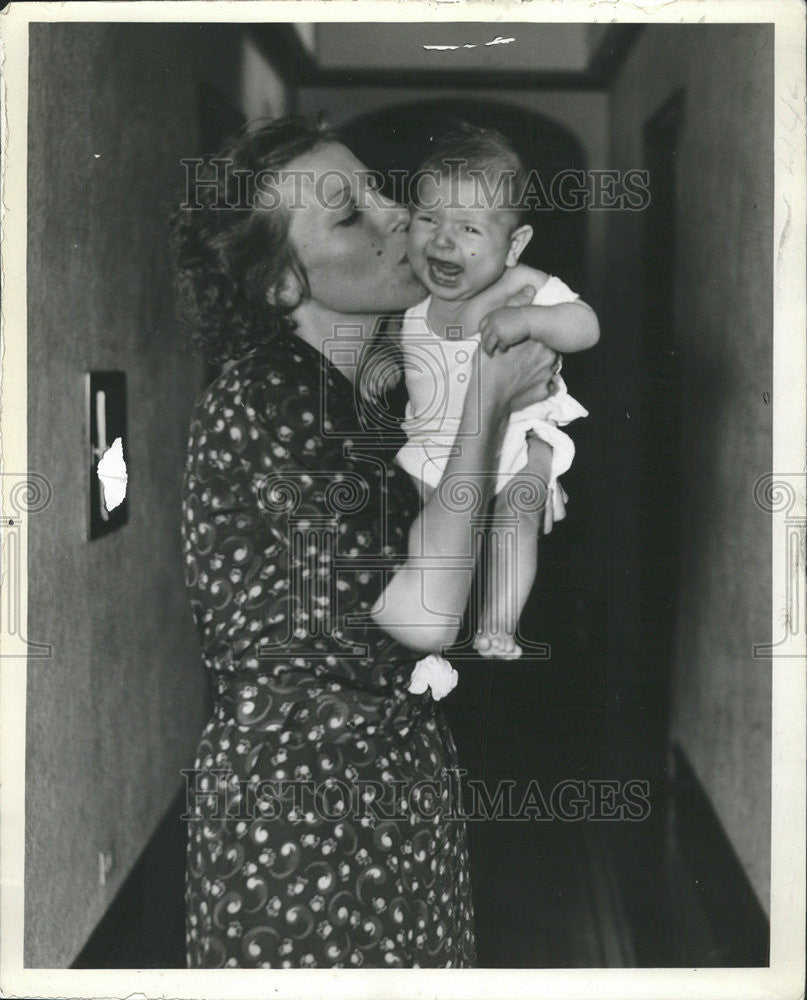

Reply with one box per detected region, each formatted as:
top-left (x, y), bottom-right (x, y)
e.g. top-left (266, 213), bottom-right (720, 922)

top-left (86, 371), bottom-right (128, 540)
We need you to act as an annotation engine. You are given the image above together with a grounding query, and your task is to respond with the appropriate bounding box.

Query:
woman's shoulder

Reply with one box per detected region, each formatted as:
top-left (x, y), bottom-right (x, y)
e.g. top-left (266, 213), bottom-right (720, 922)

top-left (198, 339), bottom-right (320, 413)
top-left (188, 349), bottom-right (319, 472)
top-left (195, 353), bottom-right (270, 415)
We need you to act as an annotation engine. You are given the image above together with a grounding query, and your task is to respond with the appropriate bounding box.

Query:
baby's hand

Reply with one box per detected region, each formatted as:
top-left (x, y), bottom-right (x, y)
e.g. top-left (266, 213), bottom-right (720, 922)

top-left (461, 274), bottom-right (536, 336)
top-left (479, 306), bottom-right (532, 356)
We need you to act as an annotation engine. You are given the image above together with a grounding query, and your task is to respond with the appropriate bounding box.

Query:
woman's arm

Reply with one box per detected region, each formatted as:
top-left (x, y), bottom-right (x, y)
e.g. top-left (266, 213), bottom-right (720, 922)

top-left (371, 338), bottom-right (558, 652)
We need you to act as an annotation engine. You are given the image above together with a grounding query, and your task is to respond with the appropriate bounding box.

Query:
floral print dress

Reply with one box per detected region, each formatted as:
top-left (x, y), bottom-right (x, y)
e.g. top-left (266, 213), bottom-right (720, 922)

top-left (181, 328), bottom-right (477, 968)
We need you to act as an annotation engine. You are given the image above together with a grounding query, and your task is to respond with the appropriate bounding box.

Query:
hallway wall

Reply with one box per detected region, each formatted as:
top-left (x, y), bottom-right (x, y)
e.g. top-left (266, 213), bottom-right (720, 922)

top-left (604, 23), bottom-right (774, 915)
top-left (24, 22), bottom-right (273, 966)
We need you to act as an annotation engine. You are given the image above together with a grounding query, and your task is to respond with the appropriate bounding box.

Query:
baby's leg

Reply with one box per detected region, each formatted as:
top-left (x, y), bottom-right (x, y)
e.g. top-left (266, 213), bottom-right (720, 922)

top-left (474, 435), bottom-right (552, 659)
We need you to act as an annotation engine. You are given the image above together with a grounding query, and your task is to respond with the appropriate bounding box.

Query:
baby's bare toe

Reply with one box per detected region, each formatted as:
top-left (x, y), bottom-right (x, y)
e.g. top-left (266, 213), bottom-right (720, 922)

top-left (475, 632), bottom-right (523, 659)
top-left (473, 632), bottom-right (494, 653)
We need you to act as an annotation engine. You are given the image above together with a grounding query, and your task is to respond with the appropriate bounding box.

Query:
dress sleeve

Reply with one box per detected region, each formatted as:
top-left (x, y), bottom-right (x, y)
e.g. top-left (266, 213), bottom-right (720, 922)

top-left (182, 362), bottom-right (335, 665)
top-left (240, 366), bottom-right (408, 663)
top-left (235, 374), bottom-right (341, 657)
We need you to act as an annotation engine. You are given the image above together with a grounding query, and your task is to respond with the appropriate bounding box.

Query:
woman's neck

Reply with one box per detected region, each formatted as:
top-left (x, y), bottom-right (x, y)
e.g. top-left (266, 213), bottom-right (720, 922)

top-left (291, 300), bottom-right (380, 384)
top-left (426, 296), bottom-right (473, 340)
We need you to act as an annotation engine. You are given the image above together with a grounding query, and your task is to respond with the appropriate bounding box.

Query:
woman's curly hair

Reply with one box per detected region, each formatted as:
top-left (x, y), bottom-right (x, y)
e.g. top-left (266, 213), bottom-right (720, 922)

top-left (170, 116), bottom-right (334, 367)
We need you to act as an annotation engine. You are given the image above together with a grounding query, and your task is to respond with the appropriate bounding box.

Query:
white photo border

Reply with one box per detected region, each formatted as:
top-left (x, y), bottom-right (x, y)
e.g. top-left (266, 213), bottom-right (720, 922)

top-left (1, 2), bottom-right (804, 998)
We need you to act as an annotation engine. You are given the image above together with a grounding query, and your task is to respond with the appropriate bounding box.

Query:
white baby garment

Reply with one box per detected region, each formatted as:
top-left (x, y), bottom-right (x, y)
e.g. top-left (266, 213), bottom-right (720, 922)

top-left (395, 275), bottom-right (588, 533)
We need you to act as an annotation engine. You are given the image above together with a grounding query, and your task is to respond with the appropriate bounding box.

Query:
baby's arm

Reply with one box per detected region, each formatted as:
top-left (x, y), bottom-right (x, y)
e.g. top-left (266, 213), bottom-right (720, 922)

top-left (458, 265), bottom-right (548, 337)
top-left (478, 265), bottom-right (600, 356)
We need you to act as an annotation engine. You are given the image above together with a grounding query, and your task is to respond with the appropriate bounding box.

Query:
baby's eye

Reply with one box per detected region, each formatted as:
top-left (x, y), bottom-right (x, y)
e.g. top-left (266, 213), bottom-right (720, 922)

top-left (463, 225), bottom-right (481, 235)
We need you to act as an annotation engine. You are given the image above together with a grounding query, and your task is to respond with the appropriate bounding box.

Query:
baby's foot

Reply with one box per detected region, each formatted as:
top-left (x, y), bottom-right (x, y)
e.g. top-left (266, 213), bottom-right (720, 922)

top-left (473, 631), bottom-right (523, 660)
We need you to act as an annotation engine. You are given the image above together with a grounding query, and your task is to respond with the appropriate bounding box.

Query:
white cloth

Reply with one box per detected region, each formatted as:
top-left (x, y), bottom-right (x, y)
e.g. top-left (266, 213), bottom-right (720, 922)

top-left (395, 275), bottom-right (588, 533)
top-left (408, 654), bottom-right (458, 701)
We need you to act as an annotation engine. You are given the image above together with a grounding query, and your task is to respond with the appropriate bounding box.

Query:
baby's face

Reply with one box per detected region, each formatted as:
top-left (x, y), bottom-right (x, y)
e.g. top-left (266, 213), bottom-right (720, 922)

top-left (407, 174), bottom-right (522, 302)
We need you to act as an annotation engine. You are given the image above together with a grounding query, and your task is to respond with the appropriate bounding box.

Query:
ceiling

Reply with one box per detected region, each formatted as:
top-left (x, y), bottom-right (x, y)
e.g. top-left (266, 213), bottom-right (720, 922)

top-left (275, 21), bottom-right (641, 88)
top-left (314, 23), bottom-right (591, 73)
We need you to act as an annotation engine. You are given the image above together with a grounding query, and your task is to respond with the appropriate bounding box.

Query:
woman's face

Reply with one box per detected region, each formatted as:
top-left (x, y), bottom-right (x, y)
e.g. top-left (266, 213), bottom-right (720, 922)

top-left (276, 142), bottom-right (426, 315)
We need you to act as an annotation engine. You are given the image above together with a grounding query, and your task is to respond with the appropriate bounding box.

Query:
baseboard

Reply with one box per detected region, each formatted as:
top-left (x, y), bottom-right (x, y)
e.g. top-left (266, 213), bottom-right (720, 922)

top-left (670, 743), bottom-right (770, 966)
top-left (72, 786), bottom-right (186, 969)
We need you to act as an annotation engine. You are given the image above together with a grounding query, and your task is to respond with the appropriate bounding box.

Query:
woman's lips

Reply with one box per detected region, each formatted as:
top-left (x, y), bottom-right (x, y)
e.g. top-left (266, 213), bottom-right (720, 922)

top-left (427, 257), bottom-right (463, 287)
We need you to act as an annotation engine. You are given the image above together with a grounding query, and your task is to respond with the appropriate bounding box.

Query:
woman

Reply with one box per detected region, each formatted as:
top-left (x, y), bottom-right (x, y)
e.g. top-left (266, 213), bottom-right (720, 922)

top-left (173, 117), bottom-right (557, 968)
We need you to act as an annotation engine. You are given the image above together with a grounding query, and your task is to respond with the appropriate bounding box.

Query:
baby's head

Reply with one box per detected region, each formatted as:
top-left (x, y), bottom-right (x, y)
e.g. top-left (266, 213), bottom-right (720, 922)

top-left (407, 123), bottom-right (532, 301)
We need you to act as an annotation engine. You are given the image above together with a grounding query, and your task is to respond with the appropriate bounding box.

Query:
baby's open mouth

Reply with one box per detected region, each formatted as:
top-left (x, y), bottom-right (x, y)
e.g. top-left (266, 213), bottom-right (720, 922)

top-left (427, 257), bottom-right (463, 287)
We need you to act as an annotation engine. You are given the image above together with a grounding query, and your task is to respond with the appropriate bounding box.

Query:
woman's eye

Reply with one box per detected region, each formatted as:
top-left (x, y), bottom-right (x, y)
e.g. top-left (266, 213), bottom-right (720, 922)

top-left (338, 207), bottom-right (361, 227)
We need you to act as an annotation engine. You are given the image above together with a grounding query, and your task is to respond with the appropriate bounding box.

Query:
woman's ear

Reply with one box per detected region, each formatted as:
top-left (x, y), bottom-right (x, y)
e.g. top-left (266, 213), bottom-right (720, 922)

top-left (505, 224), bottom-right (533, 268)
top-left (266, 268), bottom-right (303, 309)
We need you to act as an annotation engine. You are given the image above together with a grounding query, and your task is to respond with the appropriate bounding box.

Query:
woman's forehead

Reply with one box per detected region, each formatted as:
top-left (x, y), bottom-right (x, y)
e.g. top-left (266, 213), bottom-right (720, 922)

top-left (280, 141), bottom-right (368, 206)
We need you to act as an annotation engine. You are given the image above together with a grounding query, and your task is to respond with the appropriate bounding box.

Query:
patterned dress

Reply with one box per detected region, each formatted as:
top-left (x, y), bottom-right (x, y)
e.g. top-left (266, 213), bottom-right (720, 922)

top-left (181, 328), bottom-right (477, 968)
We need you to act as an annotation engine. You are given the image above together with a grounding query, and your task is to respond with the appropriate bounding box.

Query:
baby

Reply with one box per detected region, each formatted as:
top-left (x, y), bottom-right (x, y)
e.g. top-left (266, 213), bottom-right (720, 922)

top-left (395, 123), bottom-right (600, 659)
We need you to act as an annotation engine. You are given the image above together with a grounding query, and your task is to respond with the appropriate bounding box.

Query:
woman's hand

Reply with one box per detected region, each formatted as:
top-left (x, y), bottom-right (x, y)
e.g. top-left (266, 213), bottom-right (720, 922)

top-left (507, 378), bottom-right (559, 412)
top-left (475, 333), bottom-right (558, 414)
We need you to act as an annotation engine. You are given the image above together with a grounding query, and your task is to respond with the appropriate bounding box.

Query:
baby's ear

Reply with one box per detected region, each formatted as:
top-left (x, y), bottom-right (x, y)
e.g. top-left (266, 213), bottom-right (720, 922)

top-left (505, 224), bottom-right (533, 268)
